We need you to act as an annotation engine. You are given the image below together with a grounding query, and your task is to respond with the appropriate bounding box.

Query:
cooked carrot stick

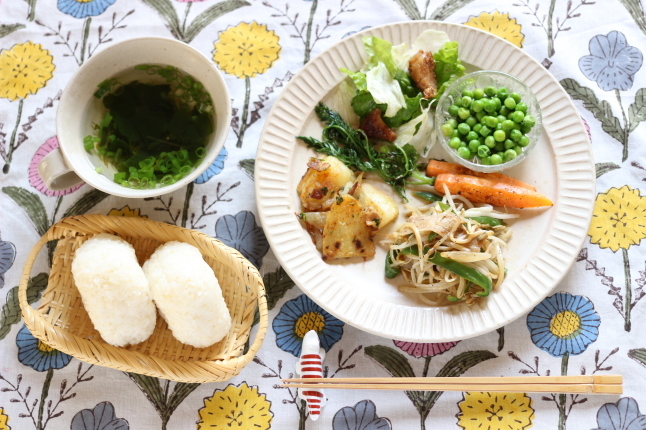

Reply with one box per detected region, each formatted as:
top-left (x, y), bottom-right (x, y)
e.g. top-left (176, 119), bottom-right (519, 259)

top-left (434, 173), bottom-right (552, 208)
top-left (426, 160), bottom-right (536, 191)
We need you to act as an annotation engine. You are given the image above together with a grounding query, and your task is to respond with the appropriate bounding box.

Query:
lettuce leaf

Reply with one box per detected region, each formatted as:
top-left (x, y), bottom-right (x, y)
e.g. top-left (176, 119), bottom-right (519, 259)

top-left (412, 29), bottom-right (451, 55)
top-left (363, 36), bottom-right (396, 76)
top-left (383, 94), bottom-right (424, 128)
top-left (393, 102), bottom-right (435, 157)
top-left (340, 68), bottom-right (367, 92)
top-left (351, 91), bottom-right (386, 118)
top-left (366, 61), bottom-right (406, 117)
top-left (434, 41), bottom-right (466, 99)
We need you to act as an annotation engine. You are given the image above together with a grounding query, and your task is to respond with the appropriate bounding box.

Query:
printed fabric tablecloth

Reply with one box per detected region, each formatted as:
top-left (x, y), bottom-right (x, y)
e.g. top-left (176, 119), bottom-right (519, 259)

top-left (1, 0), bottom-right (646, 428)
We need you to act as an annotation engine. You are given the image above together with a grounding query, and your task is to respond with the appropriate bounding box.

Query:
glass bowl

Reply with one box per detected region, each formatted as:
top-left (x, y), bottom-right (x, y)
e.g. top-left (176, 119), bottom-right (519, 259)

top-left (434, 70), bottom-right (542, 172)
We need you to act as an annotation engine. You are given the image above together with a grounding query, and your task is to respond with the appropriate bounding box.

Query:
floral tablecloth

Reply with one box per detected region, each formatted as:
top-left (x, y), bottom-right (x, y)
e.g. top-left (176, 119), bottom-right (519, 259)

top-left (1, 0), bottom-right (646, 429)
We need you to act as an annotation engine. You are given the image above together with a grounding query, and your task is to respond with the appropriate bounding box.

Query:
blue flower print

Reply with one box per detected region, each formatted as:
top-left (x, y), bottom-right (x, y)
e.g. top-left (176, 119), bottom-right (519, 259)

top-left (333, 400), bottom-right (391, 430)
top-left (594, 397), bottom-right (646, 430)
top-left (579, 31), bottom-right (643, 91)
top-left (215, 211), bottom-right (269, 269)
top-left (273, 294), bottom-right (344, 357)
top-left (58, 0), bottom-right (116, 19)
top-left (0, 238), bottom-right (16, 288)
top-left (71, 401), bottom-right (129, 430)
top-left (16, 325), bottom-right (72, 372)
top-left (194, 147), bottom-right (228, 184)
top-left (526, 292), bottom-right (600, 357)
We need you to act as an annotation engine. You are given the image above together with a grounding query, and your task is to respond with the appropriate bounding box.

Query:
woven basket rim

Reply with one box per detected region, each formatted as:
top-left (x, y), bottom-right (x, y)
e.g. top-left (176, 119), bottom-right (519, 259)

top-left (18, 214), bottom-right (268, 383)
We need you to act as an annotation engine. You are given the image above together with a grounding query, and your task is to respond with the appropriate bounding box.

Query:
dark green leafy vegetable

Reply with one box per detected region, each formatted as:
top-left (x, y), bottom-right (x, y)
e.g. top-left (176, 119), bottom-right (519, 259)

top-left (297, 103), bottom-right (418, 201)
top-left (385, 253), bottom-right (401, 279)
top-left (85, 65), bottom-right (213, 189)
top-left (468, 216), bottom-right (506, 227)
top-left (414, 191), bottom-right (442, 202)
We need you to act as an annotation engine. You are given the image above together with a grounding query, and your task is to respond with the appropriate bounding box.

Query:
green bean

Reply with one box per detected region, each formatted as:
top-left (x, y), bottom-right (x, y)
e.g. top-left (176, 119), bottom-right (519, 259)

top-left (385, 253), bottom-right (401, 279)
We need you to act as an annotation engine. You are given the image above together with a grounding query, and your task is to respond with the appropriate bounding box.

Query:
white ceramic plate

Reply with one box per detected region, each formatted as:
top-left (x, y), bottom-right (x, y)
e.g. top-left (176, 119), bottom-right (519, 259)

top-left (255, 21), bottom-right (595, 342)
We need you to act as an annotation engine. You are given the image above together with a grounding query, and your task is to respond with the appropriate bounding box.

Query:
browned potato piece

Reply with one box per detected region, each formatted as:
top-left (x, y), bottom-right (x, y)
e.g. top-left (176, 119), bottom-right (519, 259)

top-left (322, 195), bottom-right (375, 260)
top-left (357, 183), bottom-right (399, 230)
top-left (297, 156), bottom-right (355, 211)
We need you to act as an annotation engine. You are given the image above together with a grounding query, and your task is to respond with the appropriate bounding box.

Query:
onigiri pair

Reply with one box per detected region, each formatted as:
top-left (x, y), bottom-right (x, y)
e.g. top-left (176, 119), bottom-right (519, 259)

top-left (71, 234), bottom-right (231, 348)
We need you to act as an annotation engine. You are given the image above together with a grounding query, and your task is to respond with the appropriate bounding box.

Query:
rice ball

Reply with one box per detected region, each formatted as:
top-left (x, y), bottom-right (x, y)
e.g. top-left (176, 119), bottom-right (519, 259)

top-left (143, 241), bottom-right (232, 348)
top-left (71, 234), bottom-right (157, 347)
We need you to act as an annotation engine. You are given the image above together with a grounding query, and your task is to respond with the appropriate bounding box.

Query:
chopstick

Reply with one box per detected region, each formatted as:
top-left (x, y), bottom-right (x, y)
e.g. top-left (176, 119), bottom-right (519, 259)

top-left (281, 375), bottom-right (622, 394)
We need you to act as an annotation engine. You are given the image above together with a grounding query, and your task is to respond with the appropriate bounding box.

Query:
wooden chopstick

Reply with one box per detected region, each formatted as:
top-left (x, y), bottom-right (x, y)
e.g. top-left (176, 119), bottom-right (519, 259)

top-left (280, 375), bottom-right (622, 394)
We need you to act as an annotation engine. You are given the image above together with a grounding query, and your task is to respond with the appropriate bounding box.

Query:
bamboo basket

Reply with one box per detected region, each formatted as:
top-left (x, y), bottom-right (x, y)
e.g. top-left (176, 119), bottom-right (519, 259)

top-left (18, 214), bottom-right (268, 383)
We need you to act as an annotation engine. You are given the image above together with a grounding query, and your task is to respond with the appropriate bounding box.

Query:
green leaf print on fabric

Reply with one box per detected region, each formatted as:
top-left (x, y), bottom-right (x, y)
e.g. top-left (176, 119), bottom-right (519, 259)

top-left (2, 187), bottom-right (49, 236)
top-left (365, 345), bottom-right (496, 430)
top-left (239, 159), bottom-right (255, 179)
top-left (0, 273), bottom-right (47, 341)
top-left (0, 24), bottom-right (26, 38)
top-left (63, 188), bottom-right (109, 218)
top-left (393, 0), bottom-right (477, 21)
top-left (596, 162), bottom-right (621, 178)
top-left (619, 0), bottom-right (646, 36)
top-left (141, 0), bottom-right (249, 43)
top-left (264, 266), bottom-right (296, 310)
top-left (127, 373), bottom-right (199, 430)
top-left (629, 88), bottom-right (646, 133)
top-left (629, 348), bottom-right (646, 368)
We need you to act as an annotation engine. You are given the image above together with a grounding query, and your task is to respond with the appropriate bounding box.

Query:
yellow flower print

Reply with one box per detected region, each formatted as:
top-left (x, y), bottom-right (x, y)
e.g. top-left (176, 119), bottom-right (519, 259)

top-left (197, 383), bottom-right (273, 430)
top-left (108, 205), bottom-right (147, 218)
top-left (464, 11), bottom-right (525, 48)
top-left (457, 392), bottom-right (534, 430)
top-left (0, 42), bottom-right (55, 101)
top-left (213, 22), bottom-right (280, 78)
top-left (0, 407), bottom-right (10, 430)
top-left (589, 186), bottom-right (646, 252)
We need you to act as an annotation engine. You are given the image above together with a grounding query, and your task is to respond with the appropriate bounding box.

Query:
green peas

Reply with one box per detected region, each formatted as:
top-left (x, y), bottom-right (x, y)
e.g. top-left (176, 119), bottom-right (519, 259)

top-left (461, 96), bottom-right (473, 108)
top-left (502, 120), bottom-right (515, 132)
top-left (457, 147), bottom-right (471, 159)
top-left (504, 139), bottom-right (515, 150)
top-left (484, 116), bottom-right (498, 128)
top-left (515, 102), bottom-right (528, 113)
top-left (499, 106), bottom-right (511, 116)
top-left (473, 123), bottom-right (483, 133)
top-left (510, 129), bottom-right (522, 142)
top-left (503, 149), bottom-right (517, 162)
top-left (468, 140), bottom-right (480, 152)
top-left (495, 123), bottom-right (503, 131)
top-left (465, 116), bottom-right (477, 127)
top-left (504, 97), bottom-right (516, 109)
top-left (451, 129), bottom-right (460, 138)
top-left (449, 137), bottom-right (462, 149)
top-left (518, 135), bottom-right (530, 147)
top-left (473, 88), bottom-right (485, 100)
top-left (510, 92), bottom-right (522, 103)
top-left (490, 154), bottom-right (503, 165)
top-left (495, 142), bottom-right (505, 152)
top-left (477, 145), bottom-right (490, 158)
top-left (479, 125), bottom-right (491, 137)
top-left (476, 111), bottom-right (486, 121)
top-left (483, 98), bottom-right (496, 113)
top-left (493, 130), bottom-right (506, 142)
top-left (484, 86), bottom-right (497, 97)
top-left (462, 89), bottom-right (474, 98)
top-left (457, 123), bottom-right (470, 135)
top-left (511, 110), bottom-right (525, 123)
top-left (454, 98), bottom-right (462, 107)
top-left (471, 100), bottom-right (484, 113)
top-left (448, 105), bottom-right (459, 116)
top-left (458, 107), bottom-right (470, 120)
top-left (484, 136), bottom-right (496, 148)
top-left (497, 115), bottom-right (507, 123)
top-left (441, 123), bottom-right (454, 136)
top-left (492, 97), bottom-right (502, 111)
top-left (497, 87), bottom-right (509, 99)
top-left (466, 131), bottom-right (479, 142)
top-left (521, 125), bottom-right (532, 134)
top-left (513, 146), bottom-right (523, 156)
top-left (523, 114), bottom-right (536, 128)
top-left (446, 118), bottom-right (458, 128)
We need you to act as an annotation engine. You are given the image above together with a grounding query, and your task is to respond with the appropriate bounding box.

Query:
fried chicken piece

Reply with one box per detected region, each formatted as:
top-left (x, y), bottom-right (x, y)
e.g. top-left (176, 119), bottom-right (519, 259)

top-left (359, 108), bottom-right (397, 142)
top-left (409, 50), bottom-right (438, 99)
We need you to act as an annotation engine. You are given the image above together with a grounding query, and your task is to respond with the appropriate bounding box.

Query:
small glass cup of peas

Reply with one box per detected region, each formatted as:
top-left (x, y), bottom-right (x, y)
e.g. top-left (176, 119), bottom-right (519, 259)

top-left (435, 71), bottom-right (542, 172)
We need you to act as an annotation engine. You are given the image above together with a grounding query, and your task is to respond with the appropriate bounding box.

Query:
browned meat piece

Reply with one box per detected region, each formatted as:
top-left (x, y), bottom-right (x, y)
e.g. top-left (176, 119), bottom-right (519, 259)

top-left (359, 108), bottom-right (397, 142)
top-left (409, 50), bottom-right (437, 99)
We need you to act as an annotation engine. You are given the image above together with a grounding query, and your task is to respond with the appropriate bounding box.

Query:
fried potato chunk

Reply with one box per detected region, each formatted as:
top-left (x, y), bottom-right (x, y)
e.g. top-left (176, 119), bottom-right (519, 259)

top-left (297, 156), bottom-right (355, 211)
top-left (322, 195), bottom-right (375, 260)
top-left (357, 183), bottom-right (399, 230)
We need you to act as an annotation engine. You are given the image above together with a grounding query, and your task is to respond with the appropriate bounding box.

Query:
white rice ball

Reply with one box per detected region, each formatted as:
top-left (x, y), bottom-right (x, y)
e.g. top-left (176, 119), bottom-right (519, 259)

top-left (143, 241), bottom-right (232, 348)
top-left (71, 234), bottom-right (157, 347)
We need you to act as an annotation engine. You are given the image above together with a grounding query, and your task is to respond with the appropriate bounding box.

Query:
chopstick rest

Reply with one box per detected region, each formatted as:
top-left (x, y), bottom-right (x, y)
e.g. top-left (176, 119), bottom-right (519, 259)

top-left (281, 375), bottom-right (622, 394)
top-left (295, 330), bottom-right (326, 420)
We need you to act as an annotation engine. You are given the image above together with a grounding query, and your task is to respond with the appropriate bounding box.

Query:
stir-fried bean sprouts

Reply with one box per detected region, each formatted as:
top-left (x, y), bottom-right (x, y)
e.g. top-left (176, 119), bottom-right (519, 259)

top-left (385, 190), bottom-right (516, 305)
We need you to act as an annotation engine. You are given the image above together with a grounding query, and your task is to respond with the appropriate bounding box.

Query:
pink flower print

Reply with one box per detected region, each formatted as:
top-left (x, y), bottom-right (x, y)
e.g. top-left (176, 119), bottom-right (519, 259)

top-left (29, 136), bottom-right (83, 196)
top-left (393, 340), bottom-right (459, 358)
